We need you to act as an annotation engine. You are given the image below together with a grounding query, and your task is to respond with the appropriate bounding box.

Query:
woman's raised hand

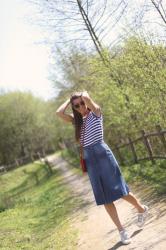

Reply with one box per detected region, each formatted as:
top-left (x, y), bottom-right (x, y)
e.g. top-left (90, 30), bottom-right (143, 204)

top-left (81, 90), bottom-right (90, 100)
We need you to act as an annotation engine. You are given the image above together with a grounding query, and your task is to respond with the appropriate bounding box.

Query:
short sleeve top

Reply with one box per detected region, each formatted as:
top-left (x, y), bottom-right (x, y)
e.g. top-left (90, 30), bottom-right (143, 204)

top-left (80, 111), bottom-right (104, 147)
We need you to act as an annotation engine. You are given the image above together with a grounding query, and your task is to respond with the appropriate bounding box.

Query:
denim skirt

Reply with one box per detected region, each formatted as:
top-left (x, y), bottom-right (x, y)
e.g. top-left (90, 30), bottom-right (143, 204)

top-left (83, 140), bottom-right (130, 205)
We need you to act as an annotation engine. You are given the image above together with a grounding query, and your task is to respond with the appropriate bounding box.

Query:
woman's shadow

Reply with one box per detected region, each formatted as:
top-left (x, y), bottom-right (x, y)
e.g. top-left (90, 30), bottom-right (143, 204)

top-left (108, 229), bottom-right (143, 250)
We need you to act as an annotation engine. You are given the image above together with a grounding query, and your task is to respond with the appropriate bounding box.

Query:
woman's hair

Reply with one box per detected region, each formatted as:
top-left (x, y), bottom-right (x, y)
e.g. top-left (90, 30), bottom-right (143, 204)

top-left (70, 91), bottom-right (90, 142)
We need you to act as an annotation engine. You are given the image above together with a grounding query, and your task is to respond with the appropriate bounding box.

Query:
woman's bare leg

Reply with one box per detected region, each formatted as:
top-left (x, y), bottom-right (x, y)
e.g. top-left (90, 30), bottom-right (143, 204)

top-left (122, 192), bottom-right (145, 213)
top-left (104, 202), bottom-right (124, 231)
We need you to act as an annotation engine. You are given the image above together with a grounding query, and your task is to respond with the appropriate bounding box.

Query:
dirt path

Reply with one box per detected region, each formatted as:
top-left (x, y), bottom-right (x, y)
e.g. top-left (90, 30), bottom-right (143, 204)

top-left (47, 154), bottom-right (166, 250)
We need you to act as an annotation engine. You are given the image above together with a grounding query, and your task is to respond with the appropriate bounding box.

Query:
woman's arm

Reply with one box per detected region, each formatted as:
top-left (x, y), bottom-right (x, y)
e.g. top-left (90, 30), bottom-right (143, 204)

top-left (55, 98), bottom-right (74, 123)
top-left (81, 91), bottom-right (101, 117)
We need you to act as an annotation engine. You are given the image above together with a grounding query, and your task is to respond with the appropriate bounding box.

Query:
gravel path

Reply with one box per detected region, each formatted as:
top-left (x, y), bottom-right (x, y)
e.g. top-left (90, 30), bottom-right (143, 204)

top-left (47, 154), bottom-right (166, 250)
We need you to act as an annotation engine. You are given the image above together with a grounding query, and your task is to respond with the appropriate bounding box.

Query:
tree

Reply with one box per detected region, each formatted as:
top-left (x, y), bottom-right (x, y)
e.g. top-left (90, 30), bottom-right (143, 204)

top-left (0, 91), bottom-right (58, 165)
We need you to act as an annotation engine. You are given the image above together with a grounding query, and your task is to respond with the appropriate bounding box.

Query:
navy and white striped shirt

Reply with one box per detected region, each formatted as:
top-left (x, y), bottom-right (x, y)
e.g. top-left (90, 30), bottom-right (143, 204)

top-left (80, 111), bottom-right (103, 147)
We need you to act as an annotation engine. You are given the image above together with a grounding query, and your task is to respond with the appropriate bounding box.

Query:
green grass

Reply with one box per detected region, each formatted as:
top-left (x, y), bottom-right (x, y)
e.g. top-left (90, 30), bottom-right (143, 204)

top-left (121, 159), bottom-right (166, 195)
top-left (0, 155), bottom-right (79, 250)
top-left (62, 148), bottom-right (166, 196)
top-left (61, 149), bottom-right (83, 176)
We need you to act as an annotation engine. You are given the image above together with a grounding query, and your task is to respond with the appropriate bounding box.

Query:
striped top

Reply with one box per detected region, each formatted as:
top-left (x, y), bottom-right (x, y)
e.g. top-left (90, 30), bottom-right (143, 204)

top-left (80, 111), bottom-right (103, 147)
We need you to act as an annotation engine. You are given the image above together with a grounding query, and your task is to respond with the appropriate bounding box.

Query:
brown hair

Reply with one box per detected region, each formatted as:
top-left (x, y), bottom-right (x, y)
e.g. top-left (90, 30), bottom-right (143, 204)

top-left (70, 91), bottom-right (90, 142)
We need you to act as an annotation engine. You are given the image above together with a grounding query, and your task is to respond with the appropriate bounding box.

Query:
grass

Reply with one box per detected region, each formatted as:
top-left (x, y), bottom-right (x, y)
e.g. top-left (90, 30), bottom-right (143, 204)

top-left (1, 149), bottom-right (164, 249)
top-left (121, 159), bottom-right (166, 195)
top-left (0, 154), bottom-right (79, 250)
top-left (61, 148), bottom-right (166, 196)
top-left (61, 149), bottom-right (83, 177)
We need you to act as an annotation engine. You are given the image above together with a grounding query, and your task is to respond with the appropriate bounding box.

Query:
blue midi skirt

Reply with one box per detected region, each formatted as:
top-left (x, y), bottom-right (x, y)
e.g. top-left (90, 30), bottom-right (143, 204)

top-left (83, 140), bottom-right (130, 205)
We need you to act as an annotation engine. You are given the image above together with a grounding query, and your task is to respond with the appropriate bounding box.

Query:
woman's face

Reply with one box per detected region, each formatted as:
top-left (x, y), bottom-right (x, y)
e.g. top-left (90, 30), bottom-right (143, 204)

top-left (72, 97), bottom-right (88, 116)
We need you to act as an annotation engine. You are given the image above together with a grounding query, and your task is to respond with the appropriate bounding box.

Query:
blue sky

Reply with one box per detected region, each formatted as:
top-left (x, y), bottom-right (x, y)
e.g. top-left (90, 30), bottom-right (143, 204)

top-left (0, 0), bottom-right (56, 100)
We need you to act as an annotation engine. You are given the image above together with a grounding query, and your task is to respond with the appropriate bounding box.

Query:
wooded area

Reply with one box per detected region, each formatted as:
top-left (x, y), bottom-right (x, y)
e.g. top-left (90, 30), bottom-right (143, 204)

top-left (1, 2), bottom-right (166, 249)
top-left (0, 91), bottom-right (57, 166)
top-left (0, 0), bottom-right (166, 169)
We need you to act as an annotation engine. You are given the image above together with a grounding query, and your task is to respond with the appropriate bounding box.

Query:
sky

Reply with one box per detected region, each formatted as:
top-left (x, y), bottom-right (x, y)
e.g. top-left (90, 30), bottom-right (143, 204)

top-left (0, 0), bottom-right (57, 101)
top-left (0, 0), bottom-right (165, 101)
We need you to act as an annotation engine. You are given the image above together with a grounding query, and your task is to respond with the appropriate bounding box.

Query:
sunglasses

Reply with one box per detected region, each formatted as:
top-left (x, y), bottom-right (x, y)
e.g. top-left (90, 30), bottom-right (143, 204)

top-left (73, 101), bottom-right (85, 109)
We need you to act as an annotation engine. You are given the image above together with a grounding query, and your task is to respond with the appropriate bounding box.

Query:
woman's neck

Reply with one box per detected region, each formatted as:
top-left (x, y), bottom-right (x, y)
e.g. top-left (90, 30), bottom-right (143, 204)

top-left (82, 109), bottom-right (90, 118)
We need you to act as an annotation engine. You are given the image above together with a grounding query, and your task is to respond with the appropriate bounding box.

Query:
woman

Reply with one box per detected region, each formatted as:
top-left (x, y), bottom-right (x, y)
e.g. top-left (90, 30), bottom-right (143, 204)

top-left (56, 90), bottom-right (149, 245)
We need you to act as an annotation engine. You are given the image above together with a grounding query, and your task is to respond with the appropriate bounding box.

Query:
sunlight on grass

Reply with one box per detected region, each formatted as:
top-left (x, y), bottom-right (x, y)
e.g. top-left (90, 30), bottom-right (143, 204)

top-left (61, 149), bottom-right (83, 177)
top-left (122, 159), bottom-right (166, 195)
top-left (0, 158), bottom-right (79, 249)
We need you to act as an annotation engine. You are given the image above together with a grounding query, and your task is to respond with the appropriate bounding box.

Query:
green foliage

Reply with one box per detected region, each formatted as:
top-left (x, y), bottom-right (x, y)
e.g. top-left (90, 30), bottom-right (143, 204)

top-left (54, 36), bottom-right (166, 149)
top-left (0, 91), bottom-right (57, 164)
top-left (52, 37), bottom-right (166, 198)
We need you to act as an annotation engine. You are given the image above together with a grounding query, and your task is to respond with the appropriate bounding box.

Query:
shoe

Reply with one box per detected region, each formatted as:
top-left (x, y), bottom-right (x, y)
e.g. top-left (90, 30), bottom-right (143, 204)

top-left (119, 229), bottom-right (132, 244)
top-left (137, 205), bottom-right (149, 227)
